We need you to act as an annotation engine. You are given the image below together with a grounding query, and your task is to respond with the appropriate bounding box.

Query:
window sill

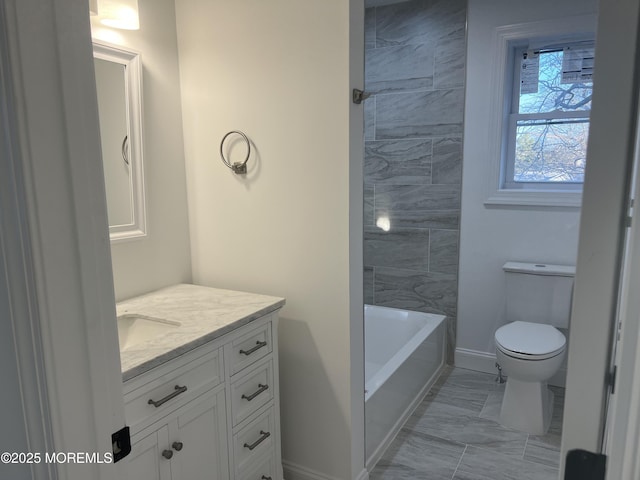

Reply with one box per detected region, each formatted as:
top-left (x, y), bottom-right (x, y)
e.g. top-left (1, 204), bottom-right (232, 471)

top-left (484, 189), bottom-right (582, 208)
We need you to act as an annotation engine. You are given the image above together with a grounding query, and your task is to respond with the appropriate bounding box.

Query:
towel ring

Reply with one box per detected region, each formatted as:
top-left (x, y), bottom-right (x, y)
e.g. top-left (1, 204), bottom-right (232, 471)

top-left (220, 130), bottom-right (251, 174)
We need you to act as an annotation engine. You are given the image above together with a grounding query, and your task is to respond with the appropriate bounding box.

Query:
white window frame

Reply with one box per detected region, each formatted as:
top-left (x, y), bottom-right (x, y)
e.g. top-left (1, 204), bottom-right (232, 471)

top-left (483, 15), bottom-right (597, 208)
top-left (504, 44), bottom-right (593, 191)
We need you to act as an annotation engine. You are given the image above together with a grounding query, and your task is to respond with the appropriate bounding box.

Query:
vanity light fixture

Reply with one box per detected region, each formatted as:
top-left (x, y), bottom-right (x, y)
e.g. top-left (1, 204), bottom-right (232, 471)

top-left (98, 0), bottom-right (139, 30)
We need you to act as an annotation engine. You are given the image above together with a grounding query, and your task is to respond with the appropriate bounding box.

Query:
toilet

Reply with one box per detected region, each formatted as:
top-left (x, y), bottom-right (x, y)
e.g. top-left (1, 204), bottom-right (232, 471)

top-left (494, 261), bottom-right (575, 435)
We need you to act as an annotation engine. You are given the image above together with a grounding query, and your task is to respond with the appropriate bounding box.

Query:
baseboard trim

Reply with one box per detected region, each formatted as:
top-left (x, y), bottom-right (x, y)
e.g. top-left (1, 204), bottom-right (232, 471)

top-left (282, 461), bottom-right (341, 480)
top-left (454, 348), bottom-right (497, 375)
top-left (282, 461), bottom-right (368, 480)
top-left (454, 347), bottom-right (567, 388)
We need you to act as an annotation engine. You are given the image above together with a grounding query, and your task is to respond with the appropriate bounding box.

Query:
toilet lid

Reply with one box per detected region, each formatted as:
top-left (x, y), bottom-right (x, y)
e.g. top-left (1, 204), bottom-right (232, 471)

top-left (495, 321), bottom-right (566, 357)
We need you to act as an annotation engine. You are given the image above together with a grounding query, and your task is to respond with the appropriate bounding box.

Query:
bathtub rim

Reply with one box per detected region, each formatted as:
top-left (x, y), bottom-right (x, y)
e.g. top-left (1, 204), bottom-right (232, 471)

top-left (364, 305), bottom-right (446, 402)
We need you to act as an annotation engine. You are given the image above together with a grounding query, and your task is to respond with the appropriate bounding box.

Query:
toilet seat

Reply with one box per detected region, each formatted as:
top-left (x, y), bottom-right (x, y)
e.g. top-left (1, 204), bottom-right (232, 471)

top-left (496, 342), bottom-right (565, 361)
top-left (495, 321), bottom-right (566, 360)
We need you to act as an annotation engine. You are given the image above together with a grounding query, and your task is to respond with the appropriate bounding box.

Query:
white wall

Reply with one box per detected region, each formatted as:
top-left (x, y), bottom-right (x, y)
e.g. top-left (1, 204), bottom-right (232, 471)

top-left (91, 0), bottom-right (192, 302)
top-left (457, 0), bottom-right (598, 369)
top-left (174, 1), bottom-right (364, 479)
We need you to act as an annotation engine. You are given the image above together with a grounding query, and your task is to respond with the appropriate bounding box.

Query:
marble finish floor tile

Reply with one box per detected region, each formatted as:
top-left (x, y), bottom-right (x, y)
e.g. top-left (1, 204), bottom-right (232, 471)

top-left (524, 437), bottom-right (561, 468)
top-left (371, 462), bottom-right (451, 480)
top-left (406, 401), bottom-right (475, 440)
top-left (371, 367), bottom-right (564, 479)
top-left (426, 383), bottom-right (489, 414)
top-left (372, 429), bottom-right (464, 480)
top-left (479, 390), bottom-right (504, 422)
top-left (440, 367), bottom-right (500, 391)
top-left (451, 416), bottom-right (529, 458)
top-left (455, 446), bottom-right (558, 480)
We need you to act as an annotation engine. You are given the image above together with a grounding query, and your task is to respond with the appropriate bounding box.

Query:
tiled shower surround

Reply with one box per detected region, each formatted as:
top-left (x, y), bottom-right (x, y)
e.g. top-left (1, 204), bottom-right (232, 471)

top-left (363, 0), bottom-right (467, 359)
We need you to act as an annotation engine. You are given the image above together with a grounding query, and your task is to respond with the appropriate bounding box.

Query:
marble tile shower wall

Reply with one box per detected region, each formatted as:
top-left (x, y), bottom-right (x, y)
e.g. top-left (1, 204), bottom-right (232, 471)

top-left (363, 0), bottom-right (467, 359)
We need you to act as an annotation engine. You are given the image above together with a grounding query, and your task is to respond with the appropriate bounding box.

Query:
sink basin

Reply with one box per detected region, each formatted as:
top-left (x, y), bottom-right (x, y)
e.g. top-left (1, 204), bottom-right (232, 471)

top-left (117, 314), bottom-right (181, 351)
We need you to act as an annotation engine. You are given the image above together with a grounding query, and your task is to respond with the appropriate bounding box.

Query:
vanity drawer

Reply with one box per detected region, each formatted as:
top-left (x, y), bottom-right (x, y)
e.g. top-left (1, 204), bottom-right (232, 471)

top-left (231, 359), bottom-right (274, 427)
top-left (229, 322), bottom-right (272, 375)
top-left (238, 452), bottom-right (276, 480)
top-left (233, 407), bottom-right (276, 475)
top-left (124, 348), bottom-right (223, 433)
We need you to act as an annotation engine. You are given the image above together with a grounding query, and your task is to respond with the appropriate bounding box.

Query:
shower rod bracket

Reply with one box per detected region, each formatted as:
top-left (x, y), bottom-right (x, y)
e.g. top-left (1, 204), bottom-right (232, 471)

top-left (352, 88), bottom-right (372, 105)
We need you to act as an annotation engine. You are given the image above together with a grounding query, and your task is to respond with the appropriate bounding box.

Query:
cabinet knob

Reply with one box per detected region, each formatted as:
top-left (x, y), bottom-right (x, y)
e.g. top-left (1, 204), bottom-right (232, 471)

top-left (172, 441), bottom-right (184, 451)
top-left (161, 449), bottom-right (173, 460)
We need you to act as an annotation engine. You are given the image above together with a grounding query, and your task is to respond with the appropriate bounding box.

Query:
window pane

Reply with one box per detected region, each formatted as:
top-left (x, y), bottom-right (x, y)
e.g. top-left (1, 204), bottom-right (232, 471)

top-left (519, 51), bottom-right (593, 114)
top-left (514, 119), bottom-right (589, 183)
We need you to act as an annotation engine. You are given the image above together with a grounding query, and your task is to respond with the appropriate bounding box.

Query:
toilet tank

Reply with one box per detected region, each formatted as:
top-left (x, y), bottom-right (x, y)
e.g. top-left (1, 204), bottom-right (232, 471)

top-left (503, 262), bottom-right (575, 328)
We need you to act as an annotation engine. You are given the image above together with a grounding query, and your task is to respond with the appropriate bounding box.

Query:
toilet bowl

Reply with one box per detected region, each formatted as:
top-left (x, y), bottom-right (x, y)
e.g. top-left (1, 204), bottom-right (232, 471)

top-left (495, 321), bottom-right (566, 435)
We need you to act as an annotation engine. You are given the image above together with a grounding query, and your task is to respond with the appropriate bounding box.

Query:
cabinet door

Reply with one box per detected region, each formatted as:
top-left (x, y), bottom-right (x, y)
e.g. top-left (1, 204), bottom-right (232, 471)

top-left (124, 425), bottom-right (171, 480)
top-left (169, 387), bottom-right (229, 480)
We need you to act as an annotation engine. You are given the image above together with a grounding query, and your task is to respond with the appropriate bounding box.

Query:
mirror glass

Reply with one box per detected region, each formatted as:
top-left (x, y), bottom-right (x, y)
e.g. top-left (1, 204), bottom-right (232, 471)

top-left (93, 42), bottom-right (146, 242)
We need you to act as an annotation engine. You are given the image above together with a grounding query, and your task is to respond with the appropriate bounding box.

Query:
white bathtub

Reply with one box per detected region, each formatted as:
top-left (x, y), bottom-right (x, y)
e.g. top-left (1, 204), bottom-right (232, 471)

top-left (364, 304), bottom-right (446, 469)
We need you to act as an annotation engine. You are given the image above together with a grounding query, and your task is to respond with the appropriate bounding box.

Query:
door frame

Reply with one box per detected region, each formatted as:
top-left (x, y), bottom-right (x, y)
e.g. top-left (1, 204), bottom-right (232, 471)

top-left (1, 1), bottom-right (126, 479)
top-left (561, 0), bottom-right (640, 475)
top-left (601, 55), bottom-right (640, 480)
top-left (604, 194), bottom-right (640, 478)
top-left (0, 5), bottom-right (55, 479)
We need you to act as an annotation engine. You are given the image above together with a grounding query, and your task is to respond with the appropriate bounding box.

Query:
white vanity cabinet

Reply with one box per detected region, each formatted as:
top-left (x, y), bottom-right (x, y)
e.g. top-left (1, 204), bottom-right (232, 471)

top-left (121, 312), bottom-right (282, 480)
top-left (125, 387), bottom-right (228, 480)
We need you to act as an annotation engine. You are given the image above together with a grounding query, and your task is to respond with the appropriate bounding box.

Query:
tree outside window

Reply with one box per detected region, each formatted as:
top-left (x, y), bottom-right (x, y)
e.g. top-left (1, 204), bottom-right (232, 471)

top-left (505, 45), bottom-right (594, 189)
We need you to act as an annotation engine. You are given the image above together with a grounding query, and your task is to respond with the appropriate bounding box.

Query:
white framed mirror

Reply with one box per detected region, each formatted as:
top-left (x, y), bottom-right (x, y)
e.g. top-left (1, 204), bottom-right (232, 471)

top-left (93, 41), bottom-right (146, 242)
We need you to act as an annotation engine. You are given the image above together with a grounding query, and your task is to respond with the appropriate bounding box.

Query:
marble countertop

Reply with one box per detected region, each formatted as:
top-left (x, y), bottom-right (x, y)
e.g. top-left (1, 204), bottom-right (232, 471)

top-left (117, 283), bottom-right (285, 381)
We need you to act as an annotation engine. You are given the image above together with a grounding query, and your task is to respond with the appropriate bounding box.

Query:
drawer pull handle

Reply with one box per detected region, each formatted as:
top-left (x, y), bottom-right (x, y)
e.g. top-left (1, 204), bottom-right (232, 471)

top-left (239, 340), bottom-right (267, 356)
top-left (148, 385), bottom-right (188, 408)
top-left (161, 449), bottom-right (173, 460)
top-left (244, 430), bottom-right (270, 451)
top-left (262, 476), bottom-right (272, 480)
top-left (172, 442), bottom-right (183, 451)
top-left (242, 383), bottom-right (269, 401)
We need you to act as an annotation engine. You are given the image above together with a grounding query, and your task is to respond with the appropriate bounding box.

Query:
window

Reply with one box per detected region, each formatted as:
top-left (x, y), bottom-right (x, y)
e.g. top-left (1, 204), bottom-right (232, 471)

top-left (482, 17), bottom-right (597, 207)
top-left (502, 41), bottom-right (595, 191)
